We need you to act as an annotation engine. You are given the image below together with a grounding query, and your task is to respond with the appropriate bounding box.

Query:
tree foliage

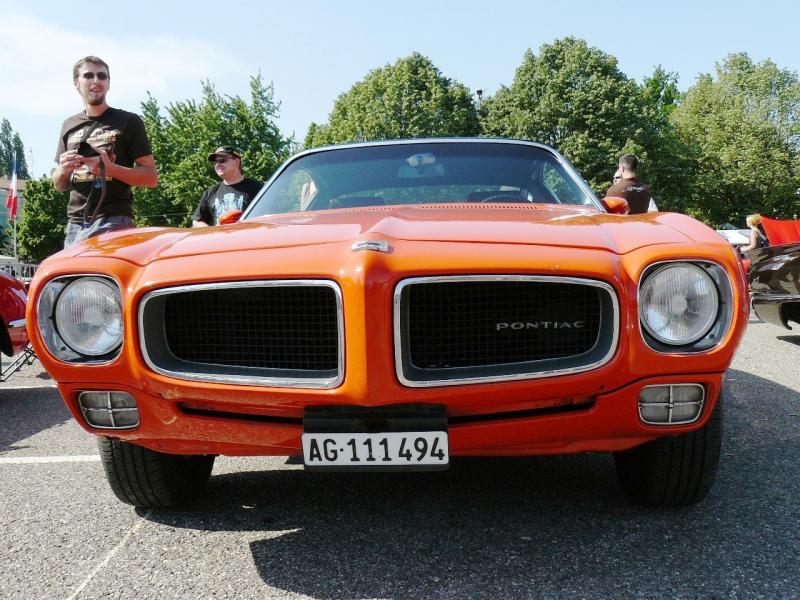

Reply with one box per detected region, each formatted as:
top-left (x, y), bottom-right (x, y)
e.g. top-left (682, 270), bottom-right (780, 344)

top-left (137, 75), bottom-right (293, 227)
top-left (15, 42), bottom-right (800, 258)
top-left (305, 53), bottom-right (479, 147)
top-left (671, 53), bottom-right (800, 226)
top-left (0, 118), bottom-right (29, 179)
top-left (479, 39), bottom-right (698, 211)
top-left (622, 66), bottom-right (697, 213)
top-left (15, 177), bottom-right (67, 262)
top-left (480, 38), bottom-right (644, 193)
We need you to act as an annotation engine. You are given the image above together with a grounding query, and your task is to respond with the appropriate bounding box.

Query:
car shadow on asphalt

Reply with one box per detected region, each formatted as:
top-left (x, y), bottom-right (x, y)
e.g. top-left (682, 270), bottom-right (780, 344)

top-left (750, 314), bottom-right (800, 345)
top-left (137, 368), bottom-right (799, 598)
top-left (0, 385), bottom-right (70, 452)
top-left (776, 334), bottom-right (800, 346)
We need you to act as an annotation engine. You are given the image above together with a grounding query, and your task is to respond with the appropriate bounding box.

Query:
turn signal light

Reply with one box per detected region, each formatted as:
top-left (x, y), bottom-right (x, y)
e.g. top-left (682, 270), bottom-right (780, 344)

top-left (78, 391), bottom-right (140, 429)
top-left (639, 384), bottom-right (704, 425)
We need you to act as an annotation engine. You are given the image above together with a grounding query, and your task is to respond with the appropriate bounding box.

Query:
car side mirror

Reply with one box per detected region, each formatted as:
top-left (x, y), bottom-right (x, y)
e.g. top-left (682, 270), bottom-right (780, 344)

top-left (218, 209), bottom-right (243, 225)
top-left (601, 196), bottom-right (630, 215)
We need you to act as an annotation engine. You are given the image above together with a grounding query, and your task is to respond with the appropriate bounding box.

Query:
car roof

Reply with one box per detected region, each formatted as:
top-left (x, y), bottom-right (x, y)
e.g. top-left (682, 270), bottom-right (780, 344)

top-left (290, 137), bottom-right (557, 160)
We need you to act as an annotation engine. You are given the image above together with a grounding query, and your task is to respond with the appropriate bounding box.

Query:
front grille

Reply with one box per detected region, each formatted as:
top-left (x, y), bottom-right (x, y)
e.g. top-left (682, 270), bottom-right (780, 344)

top-left (164, 287), bottom-right (338, 369)
top-left (139, 281), bottom-right (343, 388)
top-left (395, 276), bottom-right (618, 386)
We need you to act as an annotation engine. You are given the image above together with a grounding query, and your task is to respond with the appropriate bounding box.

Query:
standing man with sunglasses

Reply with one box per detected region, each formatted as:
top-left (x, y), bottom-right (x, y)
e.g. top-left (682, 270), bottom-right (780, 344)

top-left (191, 146), bottom-right (263, 227)
top-left (53, 56), bottom-right (158, 247)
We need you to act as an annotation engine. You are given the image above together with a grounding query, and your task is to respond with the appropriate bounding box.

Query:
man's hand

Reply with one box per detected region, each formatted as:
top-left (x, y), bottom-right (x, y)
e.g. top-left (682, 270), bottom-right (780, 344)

top-left (80, 147), bottom-right (112, 177)
top-left (53, 149), bottom-right (83, 191)
top-left (81, 154), bottom-right (103, 176)
top-left (97, 152), bottom-right (158, 188)
top-left (58, 149), bottom-right (83, 174)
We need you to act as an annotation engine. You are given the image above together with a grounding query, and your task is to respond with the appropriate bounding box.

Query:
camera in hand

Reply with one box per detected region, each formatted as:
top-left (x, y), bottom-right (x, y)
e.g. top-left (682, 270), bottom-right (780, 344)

top-left (77, 141), bottom-right (99, 157)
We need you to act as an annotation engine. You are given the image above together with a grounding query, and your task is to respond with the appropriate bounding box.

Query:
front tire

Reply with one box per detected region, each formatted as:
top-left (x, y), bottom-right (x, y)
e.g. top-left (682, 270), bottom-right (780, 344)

top-left (99, 438), bottom-right (215, 508)
top-left (614, 392), bottom-right (723, 507)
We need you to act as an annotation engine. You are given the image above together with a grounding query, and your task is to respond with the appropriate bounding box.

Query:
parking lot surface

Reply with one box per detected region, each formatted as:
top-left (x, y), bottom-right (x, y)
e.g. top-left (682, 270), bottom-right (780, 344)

top-left (1, 316), bottom-right (798, 599)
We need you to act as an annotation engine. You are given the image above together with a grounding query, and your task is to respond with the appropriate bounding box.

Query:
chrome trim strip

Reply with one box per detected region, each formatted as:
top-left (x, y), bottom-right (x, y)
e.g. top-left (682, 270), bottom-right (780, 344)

top-left (138, 279), bottom-right (345, 389)
top-left (393, 275), bottom-right (619, 388)
top-left (752, 292), bottom-right (800, 302)
top-left (637, 259), bottom-right (735, 354)
top-left (638, 384), bottom-right (705, 425)
top-left (8, 319), bottom-right (26, 329)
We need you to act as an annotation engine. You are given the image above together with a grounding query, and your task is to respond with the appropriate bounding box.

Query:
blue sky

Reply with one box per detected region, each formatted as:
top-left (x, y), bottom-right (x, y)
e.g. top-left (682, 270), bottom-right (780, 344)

top-left (1, 0), bottom-right (798, 177)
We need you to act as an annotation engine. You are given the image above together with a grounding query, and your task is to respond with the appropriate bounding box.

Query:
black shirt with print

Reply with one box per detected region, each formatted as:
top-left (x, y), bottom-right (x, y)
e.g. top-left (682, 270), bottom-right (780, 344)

top-left (193, 178), bottom-right (263, 225)
top-left (55, 107), bottom-right (152, 223)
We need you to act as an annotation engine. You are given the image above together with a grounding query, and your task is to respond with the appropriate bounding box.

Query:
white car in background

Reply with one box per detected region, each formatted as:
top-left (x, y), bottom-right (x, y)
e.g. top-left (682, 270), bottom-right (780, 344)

top-left (716, 226), bottom-right (750, 250)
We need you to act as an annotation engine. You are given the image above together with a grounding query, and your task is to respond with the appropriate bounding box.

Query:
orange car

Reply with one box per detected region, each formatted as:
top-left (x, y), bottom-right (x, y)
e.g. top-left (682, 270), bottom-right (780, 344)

top-left (27, 139), bottom-right (748, 508)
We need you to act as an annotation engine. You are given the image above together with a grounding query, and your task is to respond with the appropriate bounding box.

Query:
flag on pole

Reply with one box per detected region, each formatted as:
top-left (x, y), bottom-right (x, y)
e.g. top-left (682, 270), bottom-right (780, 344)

top-left (5, 156), bottom-right (18, 220)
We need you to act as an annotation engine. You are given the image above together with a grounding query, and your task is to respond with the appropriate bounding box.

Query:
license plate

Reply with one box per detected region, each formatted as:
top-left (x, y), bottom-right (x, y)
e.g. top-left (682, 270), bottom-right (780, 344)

top-left (302, 431), bottom-right (449, 470)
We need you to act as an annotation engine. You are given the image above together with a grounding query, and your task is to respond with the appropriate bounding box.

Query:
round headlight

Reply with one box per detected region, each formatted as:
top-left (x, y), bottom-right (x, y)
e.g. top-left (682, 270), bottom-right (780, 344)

top-left (55, 277), bottom-right (123, 356)
top-left (640, 263), bottom-right (719, 345)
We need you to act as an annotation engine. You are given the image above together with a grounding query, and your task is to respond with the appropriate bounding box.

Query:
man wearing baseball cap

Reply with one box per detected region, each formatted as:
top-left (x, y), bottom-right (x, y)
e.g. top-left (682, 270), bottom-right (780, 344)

top-left (192, 146), bottom-right (263, 226)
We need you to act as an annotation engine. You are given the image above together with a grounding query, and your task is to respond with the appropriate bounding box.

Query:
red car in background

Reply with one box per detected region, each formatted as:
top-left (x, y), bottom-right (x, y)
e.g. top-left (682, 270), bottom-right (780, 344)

top-left (0, 269), bottom-right (28, 363)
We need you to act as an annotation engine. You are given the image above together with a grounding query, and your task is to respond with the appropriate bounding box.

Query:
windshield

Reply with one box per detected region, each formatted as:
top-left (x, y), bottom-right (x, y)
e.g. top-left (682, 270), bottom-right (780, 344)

top-left (245, 141), bottom-right (600, 218)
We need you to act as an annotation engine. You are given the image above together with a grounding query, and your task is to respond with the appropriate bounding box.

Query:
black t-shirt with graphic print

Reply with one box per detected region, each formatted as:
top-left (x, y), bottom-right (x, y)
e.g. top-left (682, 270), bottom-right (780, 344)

top-left (193, 178), bottom-right (263, 225)
top-left (55, 107), bottom-right (152, 223)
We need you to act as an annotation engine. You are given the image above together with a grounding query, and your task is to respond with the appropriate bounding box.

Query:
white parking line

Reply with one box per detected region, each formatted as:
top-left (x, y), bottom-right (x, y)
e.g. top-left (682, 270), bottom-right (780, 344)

top-left (0, 455), bottom-right (100, 464)
top-left (67, 511), bottom-right (151, 600)
top-left (1, 383), bottom-right (57, 389)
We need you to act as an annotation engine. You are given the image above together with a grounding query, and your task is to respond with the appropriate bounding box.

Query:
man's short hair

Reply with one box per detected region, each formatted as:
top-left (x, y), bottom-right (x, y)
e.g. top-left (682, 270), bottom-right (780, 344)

top-left (73, 56), bottom-right (110, 81)
top-left (619, 154), bottom-right (638, 173)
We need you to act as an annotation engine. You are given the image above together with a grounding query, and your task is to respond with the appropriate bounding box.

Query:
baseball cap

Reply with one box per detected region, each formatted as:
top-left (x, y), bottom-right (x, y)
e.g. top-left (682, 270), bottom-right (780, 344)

top-left (207, 146), bottom-right (241, 161)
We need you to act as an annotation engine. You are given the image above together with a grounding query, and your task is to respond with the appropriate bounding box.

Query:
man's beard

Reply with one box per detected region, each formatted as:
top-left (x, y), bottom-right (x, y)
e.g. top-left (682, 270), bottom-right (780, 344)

top-left (82, 87), bottom-right (107, 106)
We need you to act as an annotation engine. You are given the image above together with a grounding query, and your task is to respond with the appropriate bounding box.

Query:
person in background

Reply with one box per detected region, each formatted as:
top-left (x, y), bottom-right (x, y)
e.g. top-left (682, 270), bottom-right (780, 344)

top-left (606, 154), bottom-right (654, 214)
top-left (192, 146), bottom-right (263, 227)
top-left (612, 168), bottom-right (658, 212)
top-left (742, 213), bottom-right (769, 252)
top-left (54, 56), bottom-right (158, 247)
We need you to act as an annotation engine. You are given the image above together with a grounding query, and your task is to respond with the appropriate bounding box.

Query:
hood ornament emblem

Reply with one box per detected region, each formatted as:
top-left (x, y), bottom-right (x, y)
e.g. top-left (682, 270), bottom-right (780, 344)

top-left (351, 240), bottom-right (390, 253)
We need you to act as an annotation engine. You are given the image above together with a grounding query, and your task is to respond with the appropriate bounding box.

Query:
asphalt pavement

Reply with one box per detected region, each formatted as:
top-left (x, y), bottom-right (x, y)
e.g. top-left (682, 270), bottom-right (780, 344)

top-left (1, 316), bottom-right (798, 599)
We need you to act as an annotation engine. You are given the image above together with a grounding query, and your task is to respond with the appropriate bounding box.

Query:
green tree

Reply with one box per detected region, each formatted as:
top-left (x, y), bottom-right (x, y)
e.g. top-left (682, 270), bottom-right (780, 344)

top-left (671, 53), bottom-right (800, 226)
top-left (480, 38), bottom-right (644, 193)
top-left (137, 74), bottom-right (293, 227)
top-left (15, 177), bottom-right (67, 262)
top-left (305, 53), bottom-right (479, 147)
top-left (622, 66), bottom-right (697, 213)
top-left (0, 118), bottom-right (29, 179)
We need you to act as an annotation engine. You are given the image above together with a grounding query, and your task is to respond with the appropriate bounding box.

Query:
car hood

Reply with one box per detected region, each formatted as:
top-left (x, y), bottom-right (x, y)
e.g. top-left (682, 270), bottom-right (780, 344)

top-left (68, 205), bottom-right (713, 266)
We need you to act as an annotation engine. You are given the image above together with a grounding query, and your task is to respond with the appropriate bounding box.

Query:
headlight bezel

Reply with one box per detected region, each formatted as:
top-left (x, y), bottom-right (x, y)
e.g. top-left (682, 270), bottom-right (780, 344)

top-left (36, 274), bottom-right (124, 363)
top-left (638, 260), bottom-right (734, 354)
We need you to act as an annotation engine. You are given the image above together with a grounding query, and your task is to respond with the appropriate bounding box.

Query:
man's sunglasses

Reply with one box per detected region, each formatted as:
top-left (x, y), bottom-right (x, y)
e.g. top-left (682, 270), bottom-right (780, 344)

top-left (80, 72), bottom-right (109, 81)
top-left (212, 157), bottom-right (232, 164)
